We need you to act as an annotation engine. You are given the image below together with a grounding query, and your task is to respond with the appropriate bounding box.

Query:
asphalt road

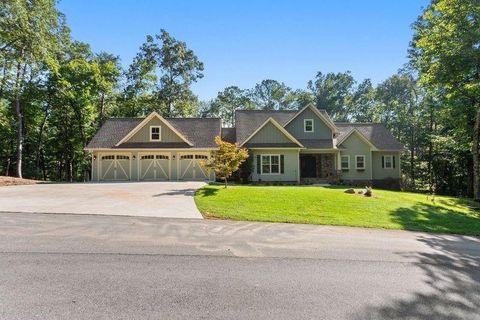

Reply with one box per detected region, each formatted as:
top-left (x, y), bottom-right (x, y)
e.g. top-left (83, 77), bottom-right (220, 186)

top-left (0, 212), bottom-right (479, 320)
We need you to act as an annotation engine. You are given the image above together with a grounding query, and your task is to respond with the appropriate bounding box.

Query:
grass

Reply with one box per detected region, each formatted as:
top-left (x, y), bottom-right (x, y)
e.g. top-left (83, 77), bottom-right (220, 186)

top-left (194, 184), bottom-right (480, 236)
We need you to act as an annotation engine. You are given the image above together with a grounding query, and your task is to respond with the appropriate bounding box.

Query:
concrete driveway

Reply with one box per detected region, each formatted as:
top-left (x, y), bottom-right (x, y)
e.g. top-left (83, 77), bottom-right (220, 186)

top-left (0, 181), bottom-right (205, 219)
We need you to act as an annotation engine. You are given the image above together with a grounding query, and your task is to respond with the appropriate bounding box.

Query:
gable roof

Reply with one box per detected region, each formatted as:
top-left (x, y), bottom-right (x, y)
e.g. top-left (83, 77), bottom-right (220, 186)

top-left (86, 118), bottom-right (142, 149)
top-left (335, 128), bottom-right (377, 150)
top-left (284, 103), bottom-right (339, 133)
top-left (86, 109), bottom-right (403, 152)
top-left (116, 112), bottom-right (193, 146)
top-left (235, 110), bottom-right (297, 144)
top-left (335, 123), bottom-right (404, 151)
top-left (240, 117), bottom-right (304, 148)
top-left (86, 116), bottom-right (221, 149)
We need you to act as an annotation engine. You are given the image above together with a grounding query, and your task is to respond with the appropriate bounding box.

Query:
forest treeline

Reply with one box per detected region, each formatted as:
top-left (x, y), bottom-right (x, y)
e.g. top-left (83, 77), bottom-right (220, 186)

top-left (1, 0), bottom-right (479, 199)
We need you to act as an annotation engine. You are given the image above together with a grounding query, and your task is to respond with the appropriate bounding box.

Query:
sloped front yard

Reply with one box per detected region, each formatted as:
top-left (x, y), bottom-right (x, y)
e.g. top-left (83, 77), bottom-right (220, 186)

top-left (194, 185), bottom-right (480, 236)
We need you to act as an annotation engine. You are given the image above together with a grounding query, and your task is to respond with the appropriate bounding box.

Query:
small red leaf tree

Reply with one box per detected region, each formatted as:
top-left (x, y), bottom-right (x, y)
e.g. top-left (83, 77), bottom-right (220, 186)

top-left (201, 136), bottom-right (249, 188)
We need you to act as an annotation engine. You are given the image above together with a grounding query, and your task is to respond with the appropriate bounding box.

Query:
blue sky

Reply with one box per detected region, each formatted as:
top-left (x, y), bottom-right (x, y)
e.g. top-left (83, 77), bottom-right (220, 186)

top-left (58, 0), bottom-right (429, 100)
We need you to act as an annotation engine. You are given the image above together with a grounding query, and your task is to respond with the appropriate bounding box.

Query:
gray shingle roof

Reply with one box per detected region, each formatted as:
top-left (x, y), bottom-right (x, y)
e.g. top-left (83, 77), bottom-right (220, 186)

top-left (235, 110), bottom-right (297, 144)
top-left (86, 118), bottom-right (142, 149)
top-left (221, 127), bottom-right (236, 143)
top-left (244, 143), bottom-right (300, 148)
top-left (86, 117), bottom-right (221, 149)
top-left (233, 109), bottom-right (403, 151)
top-left (297, 139), bottom-right (335, 149)
top-left (86, 110), bottom-right (403, 151)
top-left (118, 142), bottom-right (191, 149)
top-left (168, 118), bottom-right (221, 148)
top-left (335, 123), bottom-right (404, 150)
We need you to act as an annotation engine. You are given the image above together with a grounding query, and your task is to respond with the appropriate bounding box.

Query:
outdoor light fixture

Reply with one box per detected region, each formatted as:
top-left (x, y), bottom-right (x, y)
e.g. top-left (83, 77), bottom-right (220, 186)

top-left (133, 155), bottom-right (136, 160)
top-left (93, 155), bottom-right (97, 160)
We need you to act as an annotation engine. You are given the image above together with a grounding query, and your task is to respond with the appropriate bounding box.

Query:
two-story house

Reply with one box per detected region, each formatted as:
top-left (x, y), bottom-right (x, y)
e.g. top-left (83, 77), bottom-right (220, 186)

top-left (86, 104), bottom-right (404, 188)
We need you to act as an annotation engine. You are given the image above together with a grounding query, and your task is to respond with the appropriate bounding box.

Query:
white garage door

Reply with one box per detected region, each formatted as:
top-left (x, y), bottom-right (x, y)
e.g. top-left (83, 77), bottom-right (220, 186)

top-left (178, 153), bottom-right (210, 181)
top-left (100, 154), bottom-right (131, 181)
top-left (139, 153), bottom-right (171, 181)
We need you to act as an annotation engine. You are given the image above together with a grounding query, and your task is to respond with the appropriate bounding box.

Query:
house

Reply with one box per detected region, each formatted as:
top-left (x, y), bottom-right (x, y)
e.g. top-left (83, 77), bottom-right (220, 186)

top-left (85, 104), bottom-right (404, 188)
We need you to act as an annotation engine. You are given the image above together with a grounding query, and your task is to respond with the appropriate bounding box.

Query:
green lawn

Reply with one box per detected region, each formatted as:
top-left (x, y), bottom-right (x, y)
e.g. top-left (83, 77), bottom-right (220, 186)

top-left (194, 184), bottom-right (480, 236)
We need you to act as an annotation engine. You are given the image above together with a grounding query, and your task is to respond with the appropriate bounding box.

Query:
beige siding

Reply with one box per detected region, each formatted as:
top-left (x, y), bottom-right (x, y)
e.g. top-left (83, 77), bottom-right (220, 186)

top-left (92, 150), bottom-right (215, 181)
top-left (126, 118), bottom-right (184, 143)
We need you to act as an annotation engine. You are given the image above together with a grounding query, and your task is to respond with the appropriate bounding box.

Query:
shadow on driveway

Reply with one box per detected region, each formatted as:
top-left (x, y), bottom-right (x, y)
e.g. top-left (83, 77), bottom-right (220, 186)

top-left (356, 235), bottom-right (480, 319)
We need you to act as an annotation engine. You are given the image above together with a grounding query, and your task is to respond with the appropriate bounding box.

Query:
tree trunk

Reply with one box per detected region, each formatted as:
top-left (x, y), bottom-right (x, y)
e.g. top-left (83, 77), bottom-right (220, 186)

top-left (35, 109), bottom-right (48, 179)
top-left (410, 128), bottom-right (415, 191)
top-left (5, 157), bottom-right (10, 176)
top-left (427, 104), bottom-right (434, 193)
top-left (224, 177), bottom-right (227, 188)
top-left (473, 108), bottom-right (480, 201)
top-left (14, 57), bottom-right (25, 178)
top-left (100, 92), bottom-right (105, 121)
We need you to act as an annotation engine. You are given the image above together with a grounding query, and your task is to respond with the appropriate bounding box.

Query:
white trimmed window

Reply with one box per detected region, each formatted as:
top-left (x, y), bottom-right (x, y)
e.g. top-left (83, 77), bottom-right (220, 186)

top-left (304, 119), bottom-right (314, 132)
top-left (261, 155), bottom-right (280, 174)
top-left (355, 155), bottom-right (366, 170)
top-left (340, 155), bottom-right (350, 170)
top-left (150, 126), bottom-right (161, 141)
top-left (384, 155), bottom-right (393, 169)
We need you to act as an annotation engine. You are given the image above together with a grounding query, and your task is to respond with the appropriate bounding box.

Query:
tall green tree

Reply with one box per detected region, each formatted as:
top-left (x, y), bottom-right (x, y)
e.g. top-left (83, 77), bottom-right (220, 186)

top-left (93, 52), bottom-right (121, 125)
top-left (47, 41), bottom-right (118, 181)
top-left (0, 0), bottom-right (67, 178)
top-left (410, 0), bottom-right (480, 200)
top-left (373, 74), bottom-right (425, 190)
top-left (348, 79), bottom-right (376, 122)
top-left (202, 86), bottom-right (254, 127)
top-left (249, 79), bottom-right (296, 110)
top-left (308, 71), bottom-right (356, 121)
top-left (120, 30), bottom-right (204, 117)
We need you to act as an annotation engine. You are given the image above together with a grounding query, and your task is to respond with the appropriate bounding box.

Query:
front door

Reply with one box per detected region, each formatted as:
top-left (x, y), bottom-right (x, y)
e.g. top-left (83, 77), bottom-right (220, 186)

top-left (301, 155), bottom-right (317, 178)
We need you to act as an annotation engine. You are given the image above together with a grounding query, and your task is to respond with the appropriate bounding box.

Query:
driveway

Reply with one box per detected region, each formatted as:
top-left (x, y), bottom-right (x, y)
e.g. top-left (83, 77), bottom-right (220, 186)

top-left (0, 212), bottom-right (479, 320)
top-left (0, 181), bottom-right (205, 219)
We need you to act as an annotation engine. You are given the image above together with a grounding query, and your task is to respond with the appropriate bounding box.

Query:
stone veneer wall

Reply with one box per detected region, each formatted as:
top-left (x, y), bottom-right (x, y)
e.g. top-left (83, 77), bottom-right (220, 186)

top-left (313, 154), bottom-right (335, 179)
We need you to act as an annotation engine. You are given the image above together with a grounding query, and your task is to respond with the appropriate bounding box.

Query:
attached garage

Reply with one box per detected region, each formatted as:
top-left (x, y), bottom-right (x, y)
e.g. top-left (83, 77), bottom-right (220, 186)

top-left (87, 112), bottom-right (220, 182)
top-left (178, 152), bottom-right (210, 181)
top-left (99, 153), bottom-right (131, 181)
top-left (139, 152), bottom-right (171, 181)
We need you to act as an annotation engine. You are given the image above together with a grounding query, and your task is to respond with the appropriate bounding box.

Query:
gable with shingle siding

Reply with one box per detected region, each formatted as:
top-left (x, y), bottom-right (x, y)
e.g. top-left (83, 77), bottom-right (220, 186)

top-left (125, 117), bottom-right (185, 144)
top-left (86, 117), bottom-right (221, 149)
top-left (285, 107), bottom-right (333, 140)
top-left (335, 123), bottom-right (404, 151)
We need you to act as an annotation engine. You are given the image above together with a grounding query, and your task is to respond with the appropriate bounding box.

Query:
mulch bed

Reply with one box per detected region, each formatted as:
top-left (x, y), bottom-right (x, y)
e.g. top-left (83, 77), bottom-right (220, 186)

top-left (0, 176), bottom-right (41, 186)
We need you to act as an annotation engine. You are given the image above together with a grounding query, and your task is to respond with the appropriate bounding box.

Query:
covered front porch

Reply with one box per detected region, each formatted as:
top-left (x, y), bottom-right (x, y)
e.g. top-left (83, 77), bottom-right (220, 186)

top-left (299, 152), bottom-right (340, 184)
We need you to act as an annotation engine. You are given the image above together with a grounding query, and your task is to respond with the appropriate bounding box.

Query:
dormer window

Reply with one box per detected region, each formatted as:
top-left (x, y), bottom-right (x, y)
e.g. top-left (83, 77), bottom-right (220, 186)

top-left (150, 126), bottom-right (161, 141)
top-left (304, 119), bottom-right (314, 132)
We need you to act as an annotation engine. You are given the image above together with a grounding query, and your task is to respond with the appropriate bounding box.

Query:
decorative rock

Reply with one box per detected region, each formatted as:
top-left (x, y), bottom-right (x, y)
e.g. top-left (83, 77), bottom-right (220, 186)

top-left (344, 188), bottom-right (355, 194)
top-left (364, 186), bottom-right (373, 197)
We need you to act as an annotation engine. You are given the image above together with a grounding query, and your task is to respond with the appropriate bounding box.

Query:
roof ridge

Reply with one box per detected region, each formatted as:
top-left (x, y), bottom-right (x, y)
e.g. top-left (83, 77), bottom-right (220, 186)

top-left (334, 122), bottom-right (384, 125)
top-left (167, 117), bottom-right (221, 120)
top-left (236, 110), bottom-right (297, 113)
top-left (108, 117), bottom-right (144, 120)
